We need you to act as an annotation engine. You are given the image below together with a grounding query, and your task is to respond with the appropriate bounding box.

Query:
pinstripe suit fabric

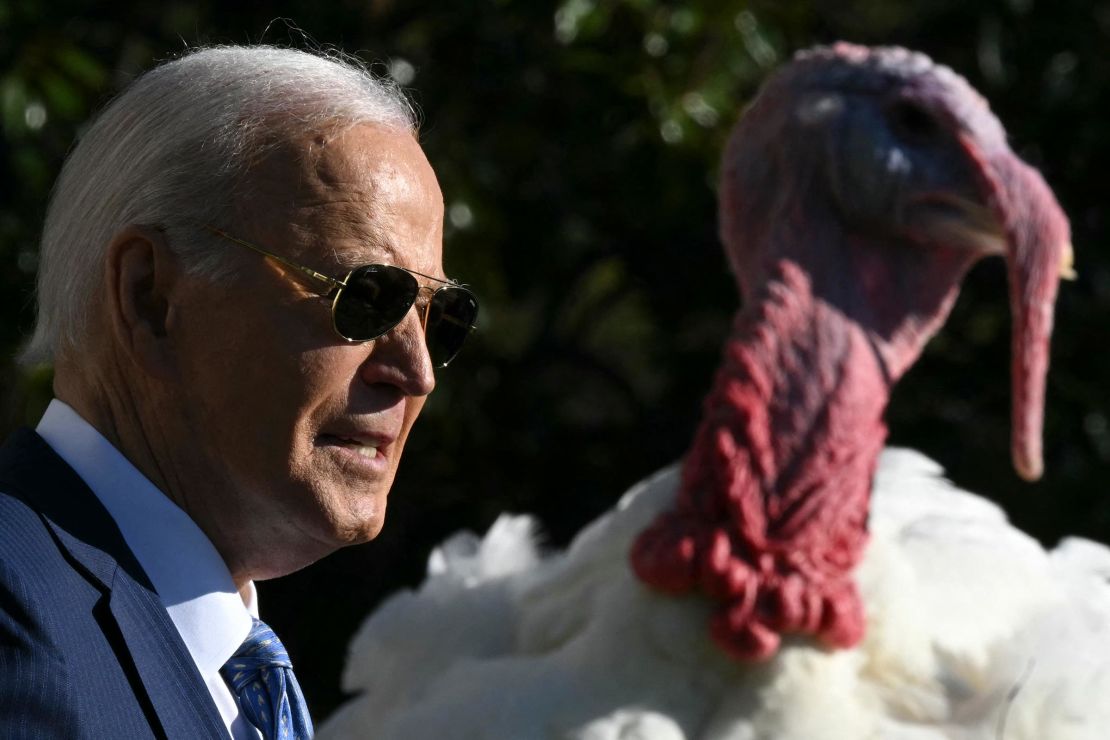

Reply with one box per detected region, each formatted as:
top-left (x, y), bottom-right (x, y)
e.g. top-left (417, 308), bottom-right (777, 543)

top-left (0, 428), bottom-right (228, 739)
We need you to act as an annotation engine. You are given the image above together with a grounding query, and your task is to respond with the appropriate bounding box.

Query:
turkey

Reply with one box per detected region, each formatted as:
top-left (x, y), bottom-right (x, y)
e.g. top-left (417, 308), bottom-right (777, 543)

top-left (318, 44), bottom-right (1107, 740)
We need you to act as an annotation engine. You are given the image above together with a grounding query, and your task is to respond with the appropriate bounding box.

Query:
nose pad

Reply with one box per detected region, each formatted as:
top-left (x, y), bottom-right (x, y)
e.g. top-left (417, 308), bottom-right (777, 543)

top-left (414, 287), bottom-right (436, 333)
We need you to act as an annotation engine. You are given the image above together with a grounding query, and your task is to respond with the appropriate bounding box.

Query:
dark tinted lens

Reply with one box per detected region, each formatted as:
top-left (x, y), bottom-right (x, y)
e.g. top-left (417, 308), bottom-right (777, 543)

top-left (332, 265), bottom-right (419, 341)
top-left (425, 287), bottom-right (479, 366)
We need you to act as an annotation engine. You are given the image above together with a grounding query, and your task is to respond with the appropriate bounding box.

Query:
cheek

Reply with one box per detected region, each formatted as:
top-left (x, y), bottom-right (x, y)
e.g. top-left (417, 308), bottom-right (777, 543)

top-left (384, 395), bottom-right (429, 471)
top-left (400, 396), bottom-right (429, 438)
top-left (175, 326), bottom-right (331, 463)
top-left (281, 349), bottom-right (365, 438)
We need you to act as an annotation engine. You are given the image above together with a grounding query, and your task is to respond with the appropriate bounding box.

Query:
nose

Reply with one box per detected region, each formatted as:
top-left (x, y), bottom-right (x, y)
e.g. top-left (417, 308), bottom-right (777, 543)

top-left (358, 307), bottom-right (436, 397)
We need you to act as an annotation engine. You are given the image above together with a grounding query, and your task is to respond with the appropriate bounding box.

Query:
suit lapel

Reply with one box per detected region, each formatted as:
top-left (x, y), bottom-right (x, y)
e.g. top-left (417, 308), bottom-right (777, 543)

top-left (108, 568), bottom-right (231, 739)
top-left (0, 429), bottom-right (228, 739)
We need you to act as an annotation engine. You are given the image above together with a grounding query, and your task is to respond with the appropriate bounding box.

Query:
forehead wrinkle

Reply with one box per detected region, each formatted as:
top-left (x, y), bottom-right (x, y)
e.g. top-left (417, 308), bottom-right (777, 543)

top-left (323, 197), bottom-right (444, 280)
top-left (302, 138), bottom-right (415, 271)
top-left (282, 184), bottom-right (394, 268)
top-left (323, 202), bottom-right (407, 271)
top-left (249, 124), bottom-right (443, 279)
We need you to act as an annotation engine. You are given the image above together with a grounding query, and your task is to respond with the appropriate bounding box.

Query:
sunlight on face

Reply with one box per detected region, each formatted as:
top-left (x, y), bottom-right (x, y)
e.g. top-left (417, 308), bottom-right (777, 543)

top-left (170, 124), bottom-right (446, 577)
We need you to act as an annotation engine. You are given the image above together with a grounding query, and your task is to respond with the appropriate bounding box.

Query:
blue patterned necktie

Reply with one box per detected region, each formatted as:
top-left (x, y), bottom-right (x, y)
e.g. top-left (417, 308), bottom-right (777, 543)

top-left (221, 618), bottom-right (314, 739)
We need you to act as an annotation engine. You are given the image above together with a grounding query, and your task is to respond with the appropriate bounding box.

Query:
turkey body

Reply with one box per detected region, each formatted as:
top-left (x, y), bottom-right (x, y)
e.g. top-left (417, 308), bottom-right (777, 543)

top-left (320, 449), bottom-right (1110, 740)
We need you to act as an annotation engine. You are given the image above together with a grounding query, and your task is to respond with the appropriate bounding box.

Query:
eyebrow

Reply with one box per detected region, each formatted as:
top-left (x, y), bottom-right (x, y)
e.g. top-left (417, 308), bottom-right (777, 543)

top-left (328, 241), bottom-right (398, 271)
top-left (315, 223), bottom-right (436, 277)
top-left (328, 243), bottom-right (452, 285)
top-left (209, 225), bottom-right (456, 289)
top-left (305, 219), bottom-right (392, 268)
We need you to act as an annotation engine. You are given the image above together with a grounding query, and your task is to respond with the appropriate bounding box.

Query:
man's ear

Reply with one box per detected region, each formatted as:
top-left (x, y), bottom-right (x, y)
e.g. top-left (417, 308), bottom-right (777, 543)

top-left (104, 225), bottom-right (185, 381)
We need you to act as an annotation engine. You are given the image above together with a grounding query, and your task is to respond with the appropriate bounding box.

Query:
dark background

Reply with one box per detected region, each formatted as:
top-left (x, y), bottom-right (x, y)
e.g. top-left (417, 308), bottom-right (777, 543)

top-left (2, 0), bottom-right (1107, 719)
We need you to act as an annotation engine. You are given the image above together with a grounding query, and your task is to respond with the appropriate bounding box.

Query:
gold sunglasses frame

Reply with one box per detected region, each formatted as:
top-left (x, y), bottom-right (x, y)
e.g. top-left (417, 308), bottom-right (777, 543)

top-left (205, 226), bottom-right (478, 366)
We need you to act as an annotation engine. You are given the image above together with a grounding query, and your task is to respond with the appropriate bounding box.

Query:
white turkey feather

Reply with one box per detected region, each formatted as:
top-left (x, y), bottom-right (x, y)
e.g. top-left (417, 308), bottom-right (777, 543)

top-left (318, 449), bottom-right (1110, 740)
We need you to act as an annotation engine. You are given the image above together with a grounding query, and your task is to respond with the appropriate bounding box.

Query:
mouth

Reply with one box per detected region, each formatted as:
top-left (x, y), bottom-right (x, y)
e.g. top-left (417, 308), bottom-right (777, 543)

top-left (904, 192), bottom-right (1007, 256)
top-left (317, 432), bottom-right (394, 470)
top-left (330, 437), bottom-right (379, 459)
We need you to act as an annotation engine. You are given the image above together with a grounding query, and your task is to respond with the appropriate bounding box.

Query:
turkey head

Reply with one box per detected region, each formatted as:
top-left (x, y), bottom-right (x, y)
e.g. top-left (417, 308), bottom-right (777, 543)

top-left (631, 43), bottom-right (1072, 660)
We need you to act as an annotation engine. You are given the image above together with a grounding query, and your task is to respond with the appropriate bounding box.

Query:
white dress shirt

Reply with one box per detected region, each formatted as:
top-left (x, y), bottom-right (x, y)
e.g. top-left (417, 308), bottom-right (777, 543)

top-left (37, 400), bottom-right (261, 740)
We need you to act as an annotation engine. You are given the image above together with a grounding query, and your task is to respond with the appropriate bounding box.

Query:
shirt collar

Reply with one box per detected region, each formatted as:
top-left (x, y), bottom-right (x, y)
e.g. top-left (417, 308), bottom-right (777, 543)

top-left (36, 399), bottom-right (256, 677)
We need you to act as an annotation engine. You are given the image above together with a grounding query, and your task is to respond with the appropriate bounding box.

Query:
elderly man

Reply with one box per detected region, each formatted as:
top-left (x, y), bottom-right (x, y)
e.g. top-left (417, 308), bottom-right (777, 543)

top-left (0, 46), bottom-right (478, 739)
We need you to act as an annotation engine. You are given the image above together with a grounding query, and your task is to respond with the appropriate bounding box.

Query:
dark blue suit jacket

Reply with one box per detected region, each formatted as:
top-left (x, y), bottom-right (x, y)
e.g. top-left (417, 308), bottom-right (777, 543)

top-left (0, 428), bottom-right (228, 739)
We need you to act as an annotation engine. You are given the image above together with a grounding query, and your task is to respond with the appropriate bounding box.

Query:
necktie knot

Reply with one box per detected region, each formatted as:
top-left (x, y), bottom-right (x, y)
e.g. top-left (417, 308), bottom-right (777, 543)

top-left (221, 618), bottom-right (313, 739)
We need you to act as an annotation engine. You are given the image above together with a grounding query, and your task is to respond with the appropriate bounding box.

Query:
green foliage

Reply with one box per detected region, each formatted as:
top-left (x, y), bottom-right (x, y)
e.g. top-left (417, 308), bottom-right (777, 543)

top-left (1, 0), bottom-right (1107, 716)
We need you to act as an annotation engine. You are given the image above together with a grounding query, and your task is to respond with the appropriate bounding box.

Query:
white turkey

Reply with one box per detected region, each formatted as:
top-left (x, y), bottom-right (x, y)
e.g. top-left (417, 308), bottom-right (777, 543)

top-left (318, 43), bottom-right (1107, 740)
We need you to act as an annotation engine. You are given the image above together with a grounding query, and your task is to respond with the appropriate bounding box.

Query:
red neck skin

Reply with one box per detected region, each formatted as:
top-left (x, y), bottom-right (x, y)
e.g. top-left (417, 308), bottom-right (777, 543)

top-left (631, 260), bottom-right (903, 660)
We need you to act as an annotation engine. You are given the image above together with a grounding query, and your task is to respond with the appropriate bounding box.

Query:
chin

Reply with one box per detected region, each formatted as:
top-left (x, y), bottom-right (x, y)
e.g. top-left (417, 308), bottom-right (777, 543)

top-left (321, 493), bottom-right (388, 546)
top-left (290, 461), bottom-right (391, 542)
top-left (335, 517), bottom-right (386, 546)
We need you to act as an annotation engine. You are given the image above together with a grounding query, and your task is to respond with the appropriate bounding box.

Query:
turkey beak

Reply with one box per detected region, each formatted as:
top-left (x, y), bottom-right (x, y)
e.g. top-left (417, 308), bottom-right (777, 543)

top-left (990, 153), bottom-right (1073, 482)
top-left (903, 192), bottom-right (1008, 257)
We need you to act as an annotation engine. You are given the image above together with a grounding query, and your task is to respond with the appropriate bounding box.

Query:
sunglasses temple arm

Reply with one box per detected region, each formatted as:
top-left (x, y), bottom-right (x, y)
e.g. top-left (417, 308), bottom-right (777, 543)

top-left (279, 261), bottom-right (344, 293)
top-left (205, 226), bottom-right (345, 293)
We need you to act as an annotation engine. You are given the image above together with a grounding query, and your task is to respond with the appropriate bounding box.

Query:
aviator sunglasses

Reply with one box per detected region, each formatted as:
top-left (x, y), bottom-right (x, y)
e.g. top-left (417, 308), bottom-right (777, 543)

top-left (206, 226), bottom-right (479, 368)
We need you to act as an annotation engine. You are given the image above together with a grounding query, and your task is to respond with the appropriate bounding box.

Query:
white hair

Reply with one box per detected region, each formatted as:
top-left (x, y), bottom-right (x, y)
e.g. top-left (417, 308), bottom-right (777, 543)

top-left (20, 45), bottom-right (417, 366)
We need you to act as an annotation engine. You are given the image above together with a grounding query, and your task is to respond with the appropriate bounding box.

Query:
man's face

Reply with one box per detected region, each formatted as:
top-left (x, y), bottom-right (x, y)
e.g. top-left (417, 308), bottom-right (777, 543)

top-left (166, 123), bottom-right (444, 573)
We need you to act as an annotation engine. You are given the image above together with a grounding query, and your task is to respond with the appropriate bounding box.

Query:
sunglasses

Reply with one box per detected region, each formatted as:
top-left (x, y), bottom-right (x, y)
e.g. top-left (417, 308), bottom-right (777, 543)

top-left (206, 226), bottom-right (479, 368)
